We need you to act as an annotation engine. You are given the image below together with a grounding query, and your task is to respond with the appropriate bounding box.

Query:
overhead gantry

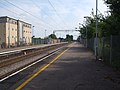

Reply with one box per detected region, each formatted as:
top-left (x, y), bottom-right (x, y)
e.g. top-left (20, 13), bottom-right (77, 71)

top-left (53, 30), bottom-right (80, 34)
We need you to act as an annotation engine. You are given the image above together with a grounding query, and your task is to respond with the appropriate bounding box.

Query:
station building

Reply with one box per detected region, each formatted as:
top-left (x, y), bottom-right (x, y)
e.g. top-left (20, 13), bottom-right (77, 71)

top-left (0, 16), bottom-right (32, 48)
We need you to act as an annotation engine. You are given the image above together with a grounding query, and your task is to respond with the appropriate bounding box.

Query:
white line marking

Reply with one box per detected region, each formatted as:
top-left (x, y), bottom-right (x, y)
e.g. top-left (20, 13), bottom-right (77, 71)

top-left (0, 44), bottom-right (50, 55)
top-left (0, 43), bottom-right (67, 55)
top-left (0, 48), bottom-right (61, 82)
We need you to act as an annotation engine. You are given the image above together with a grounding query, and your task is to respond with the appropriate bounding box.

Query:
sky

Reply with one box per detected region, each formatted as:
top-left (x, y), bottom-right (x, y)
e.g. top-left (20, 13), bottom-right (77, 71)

top-left (0, 0), bottom-right (108, 39)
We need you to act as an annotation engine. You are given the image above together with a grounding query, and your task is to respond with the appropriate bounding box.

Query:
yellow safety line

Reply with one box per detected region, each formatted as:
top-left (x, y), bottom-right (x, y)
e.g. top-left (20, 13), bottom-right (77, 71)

top-left (16, 48), bottom-right (70, 90)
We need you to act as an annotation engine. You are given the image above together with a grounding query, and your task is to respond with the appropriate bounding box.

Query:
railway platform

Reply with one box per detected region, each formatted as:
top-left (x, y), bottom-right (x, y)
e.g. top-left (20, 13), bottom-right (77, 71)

top-left (13, 42), bottom-right (120, 90)
top-left (0, 44), bottom-right (59, 53)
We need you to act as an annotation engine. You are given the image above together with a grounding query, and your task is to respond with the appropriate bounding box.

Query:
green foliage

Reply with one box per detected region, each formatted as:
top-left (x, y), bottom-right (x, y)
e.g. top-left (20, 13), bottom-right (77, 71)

top-left (104, 0), bottom-right (120, 36)
top-left (104, 0), bottom-right (120, 17)
top-left (48, 34), bottom-right (57, 39)
top-left (80, 0), bottom-right (120, 39)
top-left (102, 16), bottom-right (120, 36)
top-left (65, 34), bottom-right (73, 42)
top-left (80, 13), bottom-right (105, 39)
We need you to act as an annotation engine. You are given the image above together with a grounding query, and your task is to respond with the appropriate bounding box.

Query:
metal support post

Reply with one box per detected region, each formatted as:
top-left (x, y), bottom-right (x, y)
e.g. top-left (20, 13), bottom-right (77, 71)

top-left (86, 26), bottom-right (87, 48)
top-left (45, 29), bottom-right (47, 37)
top-left (110, 35), bottom-right (112, 64)
top-left (32, 26), bottom-right (35, 45)
top-left (95, 0), bottom-right (98, 60)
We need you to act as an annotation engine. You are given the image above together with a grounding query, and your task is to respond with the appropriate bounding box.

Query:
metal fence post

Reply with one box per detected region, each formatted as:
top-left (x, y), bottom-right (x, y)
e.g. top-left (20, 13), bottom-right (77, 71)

top-left (110, 35), bottom-right (112, 64)
top-left (102, 37), bottom-right (104, 61)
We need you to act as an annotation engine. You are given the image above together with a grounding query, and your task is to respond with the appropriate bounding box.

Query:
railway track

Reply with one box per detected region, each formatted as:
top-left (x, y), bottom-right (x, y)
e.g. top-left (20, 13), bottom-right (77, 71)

top-left (0, 43), bottom-right (66, 60)
top-left (0, 43), bottom-right (68, 82)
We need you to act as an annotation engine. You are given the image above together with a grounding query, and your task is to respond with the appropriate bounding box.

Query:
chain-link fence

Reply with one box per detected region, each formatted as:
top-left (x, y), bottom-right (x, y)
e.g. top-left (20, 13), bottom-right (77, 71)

top-left (102, 36), bottom-right (120, 68)
top-left (87, 38), bottom-right (95, 52)
top-left (32, 38), bottom-right (53, 45)
top-left (102, 37), bottom-right (111, 64)
top-left (80, 35), bottom-right (120, 68)
top-left (110, 36), bottom-right (120, 68)
top-left (32, 38), bottom-right (61, 45)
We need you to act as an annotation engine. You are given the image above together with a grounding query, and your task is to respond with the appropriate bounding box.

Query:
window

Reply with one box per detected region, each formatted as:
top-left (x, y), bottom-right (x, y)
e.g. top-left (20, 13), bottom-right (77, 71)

top-left (12, 28), bottom-right (14, 31)
top-left (12, 36), bottom-right (14, 38)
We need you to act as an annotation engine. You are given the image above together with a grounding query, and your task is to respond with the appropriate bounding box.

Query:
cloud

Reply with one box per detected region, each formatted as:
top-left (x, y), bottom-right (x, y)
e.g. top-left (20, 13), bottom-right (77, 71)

top-left (0, 0), bottom-right (107, 39)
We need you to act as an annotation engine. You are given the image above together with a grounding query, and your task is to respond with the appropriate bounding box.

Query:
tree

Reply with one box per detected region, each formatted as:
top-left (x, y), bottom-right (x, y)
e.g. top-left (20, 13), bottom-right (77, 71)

top-left (104, 0), bottom-right (120, 17)
top-left (104, 0), bottom-right (120, 35)
top-left (79, 0), bottom-right (120, 39)
top-left (80, 11), bottom-right (105, 39)
top-left (65, 34), bottom-right (73, 42)
top-left (48, 34), bottom-right (57, 39)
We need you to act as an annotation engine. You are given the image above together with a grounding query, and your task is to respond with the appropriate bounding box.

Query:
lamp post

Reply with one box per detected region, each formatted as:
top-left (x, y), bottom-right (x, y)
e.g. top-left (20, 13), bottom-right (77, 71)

top-left (95, 0), bottom-right (98, 60)
top-left (44, 29), bottom-right (47, 44)
top-left (32, 26), bottom-right (35, 45)
top-left (45, 29), bottom-right (47, 38)
top-left (32, 26), bottom-right (35, 37)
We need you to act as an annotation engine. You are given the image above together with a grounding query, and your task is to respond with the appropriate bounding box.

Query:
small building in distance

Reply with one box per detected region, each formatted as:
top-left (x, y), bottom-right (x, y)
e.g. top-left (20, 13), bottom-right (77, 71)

top-left (0, 16), bottom-right (32, 48)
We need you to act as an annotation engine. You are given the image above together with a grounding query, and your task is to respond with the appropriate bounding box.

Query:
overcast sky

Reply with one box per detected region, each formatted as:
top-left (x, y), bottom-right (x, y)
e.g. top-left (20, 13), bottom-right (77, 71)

top-left (0, 0), bottom-right (108, 39)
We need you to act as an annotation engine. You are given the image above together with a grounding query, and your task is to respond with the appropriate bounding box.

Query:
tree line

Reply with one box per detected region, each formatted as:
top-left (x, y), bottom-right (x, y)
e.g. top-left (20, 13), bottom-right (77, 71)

top-left (80, 0), bottom-right (120, 39)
